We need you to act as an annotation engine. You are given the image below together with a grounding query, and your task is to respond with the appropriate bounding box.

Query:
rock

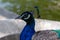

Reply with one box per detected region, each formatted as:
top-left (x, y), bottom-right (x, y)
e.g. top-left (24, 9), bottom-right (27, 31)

top-left (0, 19), bottom-right (26, 38)
top-left (35, 19), bottom-right (60, 32)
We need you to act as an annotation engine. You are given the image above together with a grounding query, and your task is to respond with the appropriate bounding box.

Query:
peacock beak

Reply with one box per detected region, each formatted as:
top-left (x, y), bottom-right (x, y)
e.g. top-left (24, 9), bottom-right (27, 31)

top-left (15, 16), bottom-right (22, 19)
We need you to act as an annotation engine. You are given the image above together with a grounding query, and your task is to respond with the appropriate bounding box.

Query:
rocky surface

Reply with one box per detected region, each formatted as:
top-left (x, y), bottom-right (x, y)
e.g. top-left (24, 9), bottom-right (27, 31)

top-left (35, 19), bottom-right (60, 32)
top-left (0, 19), bottom-right (26, 38)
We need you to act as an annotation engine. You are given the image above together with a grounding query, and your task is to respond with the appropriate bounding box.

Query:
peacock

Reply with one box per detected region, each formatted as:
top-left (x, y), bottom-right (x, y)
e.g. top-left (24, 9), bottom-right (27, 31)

top-left (16, 6), bottom-right (59, 40)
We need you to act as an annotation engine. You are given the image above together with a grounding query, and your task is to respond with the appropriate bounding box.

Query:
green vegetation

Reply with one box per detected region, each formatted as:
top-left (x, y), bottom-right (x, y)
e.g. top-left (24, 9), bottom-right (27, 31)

top-left (1, 0), bottom-right (60, 21)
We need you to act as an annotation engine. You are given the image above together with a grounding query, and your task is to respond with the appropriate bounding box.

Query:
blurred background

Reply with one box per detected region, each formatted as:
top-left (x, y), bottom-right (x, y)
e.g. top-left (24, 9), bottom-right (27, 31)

top-left (0, 0), bottom-right (60, 21)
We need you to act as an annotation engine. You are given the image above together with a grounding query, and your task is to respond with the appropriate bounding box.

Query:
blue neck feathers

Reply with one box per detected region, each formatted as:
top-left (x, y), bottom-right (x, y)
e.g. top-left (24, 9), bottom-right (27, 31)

top-left (20, 19), bottom-right (35, 40)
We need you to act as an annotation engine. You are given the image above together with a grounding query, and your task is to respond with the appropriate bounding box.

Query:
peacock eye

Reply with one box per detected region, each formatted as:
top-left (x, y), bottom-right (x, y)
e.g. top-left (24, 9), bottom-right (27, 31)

top-left (24, 14), bottom-right (30, 20)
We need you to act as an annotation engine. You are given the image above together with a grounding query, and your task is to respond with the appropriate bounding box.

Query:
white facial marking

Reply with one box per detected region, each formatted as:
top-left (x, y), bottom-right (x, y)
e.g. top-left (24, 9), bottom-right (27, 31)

top-left (24, 14), bottom-right (30, 20)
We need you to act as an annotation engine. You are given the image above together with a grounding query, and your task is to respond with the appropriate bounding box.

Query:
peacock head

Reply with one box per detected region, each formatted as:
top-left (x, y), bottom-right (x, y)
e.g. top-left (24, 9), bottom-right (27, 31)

top-left (16, 11), bottom-right (34, 24)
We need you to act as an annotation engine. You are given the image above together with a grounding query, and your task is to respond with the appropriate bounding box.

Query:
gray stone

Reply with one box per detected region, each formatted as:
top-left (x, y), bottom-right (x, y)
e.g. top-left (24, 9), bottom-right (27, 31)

top-left (0, 19), bottom-right (26, 39)
top-left (0, 19), bottom-right (26, 34)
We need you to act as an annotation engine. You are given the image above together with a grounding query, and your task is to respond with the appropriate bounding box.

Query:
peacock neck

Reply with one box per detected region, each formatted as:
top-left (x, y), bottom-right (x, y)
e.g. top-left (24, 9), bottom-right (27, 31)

top-left (20, 19), bottom-right (35, 40)
top-left (27, 19), bottom-right (35, 29)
